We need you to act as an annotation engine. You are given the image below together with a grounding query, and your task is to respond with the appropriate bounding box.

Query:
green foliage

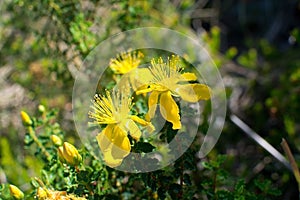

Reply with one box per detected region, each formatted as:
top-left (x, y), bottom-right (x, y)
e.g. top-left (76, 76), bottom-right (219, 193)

top-left (70, 13), bottom-right (97, 54)
top-left (199, 156), bottom-right (281, 200)
top-left (237, 48), bottom-right (258, 69)
top-left (0, 101), bottom-right (282, 199)
top-left (0, 184), bottom-right (11, 200)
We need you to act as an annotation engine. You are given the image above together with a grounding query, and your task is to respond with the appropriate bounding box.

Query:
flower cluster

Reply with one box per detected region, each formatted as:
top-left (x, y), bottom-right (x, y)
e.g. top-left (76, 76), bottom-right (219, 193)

top-left (89, 51), bottom-right (211, 167)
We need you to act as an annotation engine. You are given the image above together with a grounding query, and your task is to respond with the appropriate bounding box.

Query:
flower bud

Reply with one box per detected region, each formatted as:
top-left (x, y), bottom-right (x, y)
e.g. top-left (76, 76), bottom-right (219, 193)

top-left (50, 135), bottom-right (62, 146)
top-left (37, 187), bottom-right (47, 199)
top-left (153, 191), bottom-right (158, 200)
top-left (57, 146), bottom-right (65, 163)
top-left (62, 142), bottom-right (82, 166)
top-left (38, 105), bottom-right (46, 113)
top-left (20, 111), bottom-right (32, 126)
top-left (9, 184), bottom-right (24, 199)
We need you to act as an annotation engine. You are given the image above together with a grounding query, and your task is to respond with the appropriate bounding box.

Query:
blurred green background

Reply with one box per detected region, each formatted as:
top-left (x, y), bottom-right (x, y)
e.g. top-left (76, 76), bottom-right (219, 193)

top-left (1, 0), bottom-right (300, 199)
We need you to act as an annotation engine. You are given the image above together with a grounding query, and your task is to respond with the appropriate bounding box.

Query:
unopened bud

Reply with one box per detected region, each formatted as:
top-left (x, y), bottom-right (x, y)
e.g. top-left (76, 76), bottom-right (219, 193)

top-left (50, 135), bottom-right (62, 146)
top-left (62, 142), bottom-right (82, 166)
top-left (57, 146), bottom-right (65, 163)
top-left (38, 105), bottom-right (46, 113)
top-left (37, 187), bottom-right (47, 199)
top-left (20, 111), bottom-right (32, 126)
top-left (9, 184), bottom-right (24, 199)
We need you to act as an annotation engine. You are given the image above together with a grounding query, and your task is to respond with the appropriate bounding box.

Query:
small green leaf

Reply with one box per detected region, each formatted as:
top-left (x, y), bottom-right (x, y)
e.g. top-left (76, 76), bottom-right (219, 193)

top-left (30, 178), bottom-right (40, 188)
top-left (24, 133), bottom-right (34, 145)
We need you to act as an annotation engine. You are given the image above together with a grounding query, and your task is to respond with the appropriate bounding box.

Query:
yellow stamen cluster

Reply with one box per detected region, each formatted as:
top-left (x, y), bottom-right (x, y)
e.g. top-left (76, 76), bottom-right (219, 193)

top-left (110, 50), bottom-right (144, 74)
top-left (89, 90), bottom-right (133, 125)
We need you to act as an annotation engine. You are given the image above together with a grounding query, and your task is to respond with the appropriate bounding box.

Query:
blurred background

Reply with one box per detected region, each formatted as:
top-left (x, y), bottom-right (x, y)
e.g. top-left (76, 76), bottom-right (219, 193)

top-left (1, 0), bottom-right (300, 199)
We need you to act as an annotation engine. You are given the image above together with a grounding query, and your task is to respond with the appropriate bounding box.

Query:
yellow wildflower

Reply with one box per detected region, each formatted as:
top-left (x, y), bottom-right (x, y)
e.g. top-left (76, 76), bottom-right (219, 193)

top-left (109, 50), bottom-right (144, 74)
top-left (136, 56), bottom-right (211, 129)
top-left (9, 184), bottom-right (24, 199)
top-left (109, 50), bottom-right (153, 92)
top-left (89, 88), bottom-right (153, 168)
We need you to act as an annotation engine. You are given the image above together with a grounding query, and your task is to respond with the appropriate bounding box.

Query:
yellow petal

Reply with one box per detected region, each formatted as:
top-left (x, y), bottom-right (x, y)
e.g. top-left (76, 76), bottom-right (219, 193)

top-left (130, 115), bottom-right (155, 133)
top-left (96, 125), bottom-right (130, 157)
top-left (147, 90), bottom-right (159, 120)
top-left (175, 83), bottom-right (211, 102)
top-left (160, 91), bottom-right (181, 129)
top-left (111, 138), bottom-right (131, 159)
top-left (96, 125), bottom-right (114, 151)
top-left (130, 68), bottom-right (153, 90)
top-left (110, 125), bottom-right (131, 159)
top-left (135, 86), bottom-right (153, 95)
top-left (116, 68), bottom-right (152, 92)
top-left (96, 125), bottom-right (131, 167)
top-left (125, 119), bottom-right (142, 141)
top-left (181, 73), bottom-right (197, 81)
top-left (151, 84), bottom-right (169, 92)
top-left (130, 115), bottom-right (149, 126)
top-left (102, 150), bottom-right (123, 168)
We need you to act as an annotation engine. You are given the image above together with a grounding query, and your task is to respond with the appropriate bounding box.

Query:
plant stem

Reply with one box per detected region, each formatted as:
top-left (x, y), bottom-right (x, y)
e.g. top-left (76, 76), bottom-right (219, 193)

top-left (28, 127), bottom-right (51, 160)
top-left (281, 138), bottom-right (300, 192)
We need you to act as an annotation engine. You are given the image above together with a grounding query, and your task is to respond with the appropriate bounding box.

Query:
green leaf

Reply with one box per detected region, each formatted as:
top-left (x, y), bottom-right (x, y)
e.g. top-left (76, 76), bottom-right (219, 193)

top-left (24, 133), bottom-right (34, 145)
top-left (202, 161), bottom-right (213, 170)
top-left (234, 180), bottom-right (246, 200)
top-left (216, 190), bottom-right (233, 200)
top-left (30, 178), bottom-right (40, 188)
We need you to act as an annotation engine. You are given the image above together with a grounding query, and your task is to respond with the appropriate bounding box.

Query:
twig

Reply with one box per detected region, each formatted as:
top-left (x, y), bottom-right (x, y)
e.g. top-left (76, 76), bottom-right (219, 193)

top-left (281, 138), bottom-right (300, 192)
top-left (230, 114), bottom-right (291, 171)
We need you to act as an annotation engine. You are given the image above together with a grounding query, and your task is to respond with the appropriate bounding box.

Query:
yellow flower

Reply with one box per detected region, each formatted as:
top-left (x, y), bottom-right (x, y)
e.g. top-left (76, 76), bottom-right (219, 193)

top-left (109, 50), bottom-right (144, 74)
top-left (109, 50), bottom-right (153, 92)
top-left (9, 184), bottom-right (24, 199)
top-left (136, 56), bottom-right (211, 129)
top-left (89, 89), bottom-right (153, 167)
